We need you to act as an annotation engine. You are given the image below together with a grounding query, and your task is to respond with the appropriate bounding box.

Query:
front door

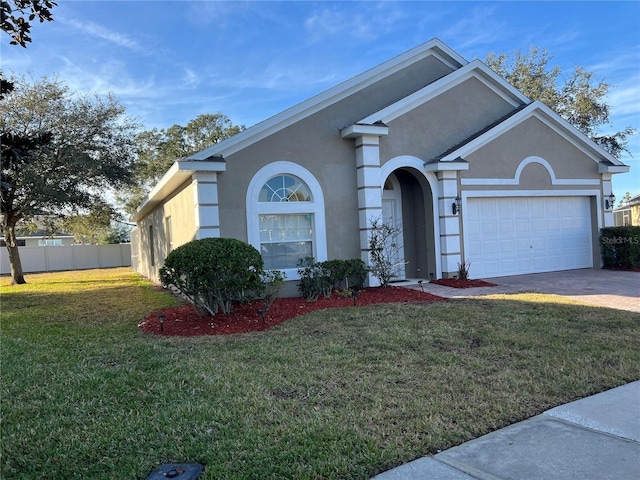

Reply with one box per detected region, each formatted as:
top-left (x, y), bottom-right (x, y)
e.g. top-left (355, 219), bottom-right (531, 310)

top-left (382, 174), bottom-right (406, 280)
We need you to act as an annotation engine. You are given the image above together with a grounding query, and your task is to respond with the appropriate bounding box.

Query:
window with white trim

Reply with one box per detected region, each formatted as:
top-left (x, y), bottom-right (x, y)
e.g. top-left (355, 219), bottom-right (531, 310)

top-left (258, 175), bottom-right (313, 270)
top-left (247, 163), bottom-right (327, 278)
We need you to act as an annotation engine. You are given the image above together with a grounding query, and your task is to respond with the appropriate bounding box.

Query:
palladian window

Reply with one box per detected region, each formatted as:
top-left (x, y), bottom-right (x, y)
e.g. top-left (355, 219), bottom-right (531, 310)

top-left (258, 175), bottom-right (313, 270)
top-left (246, 163), bottom-right (327, 278)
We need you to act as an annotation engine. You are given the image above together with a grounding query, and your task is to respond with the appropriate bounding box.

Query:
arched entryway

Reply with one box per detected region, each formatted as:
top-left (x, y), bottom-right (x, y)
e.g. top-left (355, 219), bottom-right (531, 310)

top-left (380, 160), bottom-right (440, 281)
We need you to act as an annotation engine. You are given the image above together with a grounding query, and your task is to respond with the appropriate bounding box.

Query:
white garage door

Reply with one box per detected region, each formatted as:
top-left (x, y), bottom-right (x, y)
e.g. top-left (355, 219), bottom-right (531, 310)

top-left (464, 196), bottom-right (593, 278)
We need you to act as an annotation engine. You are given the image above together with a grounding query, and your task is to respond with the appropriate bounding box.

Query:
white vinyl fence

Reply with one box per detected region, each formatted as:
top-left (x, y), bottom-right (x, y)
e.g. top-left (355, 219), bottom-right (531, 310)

top-left (0, 244), bottom-right (131, 275)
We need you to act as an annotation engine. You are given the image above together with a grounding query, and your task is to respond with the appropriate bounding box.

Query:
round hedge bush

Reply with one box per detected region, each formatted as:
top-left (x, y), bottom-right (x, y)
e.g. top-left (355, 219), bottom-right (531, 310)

top-left (159, 237), bottom-right (264, 315)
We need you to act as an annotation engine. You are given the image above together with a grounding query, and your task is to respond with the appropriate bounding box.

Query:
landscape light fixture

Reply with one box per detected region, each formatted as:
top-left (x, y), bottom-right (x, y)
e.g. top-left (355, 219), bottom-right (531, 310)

top-left (452, 196), bottom-right (462, 215)
top-left (605, 193), bottom-right (616, 210)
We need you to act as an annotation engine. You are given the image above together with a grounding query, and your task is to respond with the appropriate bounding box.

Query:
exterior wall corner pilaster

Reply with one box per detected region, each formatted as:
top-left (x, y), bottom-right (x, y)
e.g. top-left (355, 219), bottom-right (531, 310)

top-left (192, 171), bottom-right (221, 239)
top-left (436, 170), bottom-right (462, 278)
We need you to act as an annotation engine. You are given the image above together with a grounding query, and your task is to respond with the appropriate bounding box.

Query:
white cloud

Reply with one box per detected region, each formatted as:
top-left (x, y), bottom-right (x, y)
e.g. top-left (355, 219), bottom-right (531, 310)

top-left (441, 5), bottom-right (507, 51)
top-left (304, 2), bottom-right (407, 42)
top-left (61, 18), bottom-right (150, 54)
top-left (607, 82), bottom-right (640, 118)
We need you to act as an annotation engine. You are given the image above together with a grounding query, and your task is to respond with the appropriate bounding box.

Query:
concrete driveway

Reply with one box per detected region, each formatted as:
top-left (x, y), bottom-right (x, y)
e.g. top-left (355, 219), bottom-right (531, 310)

top-left (410, 268), bottom-right (640, 313)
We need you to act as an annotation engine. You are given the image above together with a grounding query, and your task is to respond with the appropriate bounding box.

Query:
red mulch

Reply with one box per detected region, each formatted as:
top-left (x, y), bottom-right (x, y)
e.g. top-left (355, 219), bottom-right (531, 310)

top-left (138, 286), bottom-right (446, 337)
top-left (430, 278), bottom-right (497, 289)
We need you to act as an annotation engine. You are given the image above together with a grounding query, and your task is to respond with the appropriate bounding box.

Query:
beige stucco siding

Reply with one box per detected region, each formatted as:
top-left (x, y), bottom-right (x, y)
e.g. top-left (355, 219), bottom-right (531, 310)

top-left (134, 179), bottom-right (195, 281)
top-left (217, 55), bottom-right (457, 261)
top-left (633, 205), bottom-right (640, 226)
top-left (380, 77), bottom-right (516, 162)
top-left (461, 117), bottom-right (601, 182)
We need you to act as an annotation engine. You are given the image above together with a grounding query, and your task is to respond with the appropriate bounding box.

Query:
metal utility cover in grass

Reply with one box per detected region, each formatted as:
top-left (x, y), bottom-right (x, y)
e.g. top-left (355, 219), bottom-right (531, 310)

top-left (146, 464), bottom-right (204, 480)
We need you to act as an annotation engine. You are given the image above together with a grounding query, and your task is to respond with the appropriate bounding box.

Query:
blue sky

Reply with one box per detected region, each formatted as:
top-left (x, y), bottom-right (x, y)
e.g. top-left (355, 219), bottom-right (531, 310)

top-left (2, 0), bottom-right (639, 197)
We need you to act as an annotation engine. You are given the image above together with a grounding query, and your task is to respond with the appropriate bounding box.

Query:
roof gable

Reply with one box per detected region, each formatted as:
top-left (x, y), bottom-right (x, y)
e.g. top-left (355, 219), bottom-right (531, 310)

top-left (357, 59), bottom-right (529, 125)
top-left (188, 38), bottom-right (467, 160)
top-left (438, 101), bottom-right (628, 170)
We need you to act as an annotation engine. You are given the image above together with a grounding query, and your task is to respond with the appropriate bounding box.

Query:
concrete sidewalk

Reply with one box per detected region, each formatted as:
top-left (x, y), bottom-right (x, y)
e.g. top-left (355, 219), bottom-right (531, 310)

top-left (372, 381), bottom-right (640, 480)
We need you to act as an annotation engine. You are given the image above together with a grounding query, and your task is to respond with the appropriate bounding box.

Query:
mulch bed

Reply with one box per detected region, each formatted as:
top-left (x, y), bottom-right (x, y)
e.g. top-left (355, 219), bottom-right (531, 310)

top-left (139, 286), bottom-right (446, 337)
top-left (429, 278), bottom-right (497, 289)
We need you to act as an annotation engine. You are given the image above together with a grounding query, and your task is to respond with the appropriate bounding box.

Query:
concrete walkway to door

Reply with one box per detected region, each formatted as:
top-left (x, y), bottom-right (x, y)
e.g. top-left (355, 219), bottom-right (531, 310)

top-left (402, 268), bottom-right (640, 313)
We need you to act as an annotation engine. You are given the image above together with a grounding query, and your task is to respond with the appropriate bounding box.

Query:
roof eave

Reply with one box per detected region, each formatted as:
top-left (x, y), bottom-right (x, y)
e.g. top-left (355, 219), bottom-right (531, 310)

top-left (131, 159), bottom-right (226, 223)
top-left (187, 38), bottom-right (467, 160)
top-left (598, 163), bottom-right (630, 174)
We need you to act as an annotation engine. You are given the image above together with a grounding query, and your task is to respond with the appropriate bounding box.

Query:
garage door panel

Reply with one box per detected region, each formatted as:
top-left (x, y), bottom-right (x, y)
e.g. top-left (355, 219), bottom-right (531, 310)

top-left (499, 219), bottom-right (514, 234)
top-left (546, 217), bottom-right (561, 230)
top-left (516, 239), bottom-right (531, 252)
top-left (465, 196), bottom-right (593, 278)
top-left (482, 220), bottom-right (498, 235)
top-left (531, 217), bottom-right (546, 233)
top-left (499, 239), bottom-right (515, 253)
top-left (482, 239), bottom-right (499, 255)
top-left (497, 200), bottom-right (514, 215)
top-left (515, 218), bottom-right (530, 233)
top-left (516, 257), bottom-right (532, 272)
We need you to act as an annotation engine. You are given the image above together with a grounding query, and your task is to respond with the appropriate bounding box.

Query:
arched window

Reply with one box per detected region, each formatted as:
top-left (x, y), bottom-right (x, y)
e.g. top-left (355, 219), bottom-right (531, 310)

top-left (259, 175), bottom-right (311, 202)
top-left (247, 162), bottom-right (326, 278)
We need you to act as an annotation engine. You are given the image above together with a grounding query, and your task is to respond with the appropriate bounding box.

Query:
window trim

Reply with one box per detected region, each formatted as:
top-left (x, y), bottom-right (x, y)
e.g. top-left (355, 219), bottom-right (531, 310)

top-left (149, 225), bottom-right (155, 267)
top-left (165, 216), bottom-right (173, 254)
top-left (247, 161), bottom-right (327, 279)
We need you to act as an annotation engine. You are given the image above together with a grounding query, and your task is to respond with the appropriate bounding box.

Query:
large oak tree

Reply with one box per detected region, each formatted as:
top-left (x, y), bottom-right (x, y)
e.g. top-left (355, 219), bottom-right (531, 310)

top-left (486, 47), bottom-right (635, 157)
top-left (1, 0), bottom-right (56, 47)
top-left (121, 113), bottom-right (244, 215)
top-left (1, 75), bottom-right (138, 284)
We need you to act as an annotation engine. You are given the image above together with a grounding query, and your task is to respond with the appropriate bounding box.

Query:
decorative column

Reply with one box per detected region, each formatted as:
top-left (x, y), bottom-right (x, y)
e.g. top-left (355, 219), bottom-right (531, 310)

top-left (425, 159), bottom-right (468, 279)
top-left (341, 123), bottom-right (389, 286)
top-left (192, 171), bottom-right (222, 239)
top-left (437, 171), bottom-right (462, 278)
top-left (599, 162), bottom-right (630, 227)
top-left (601, 173), bottom-right (615, 227)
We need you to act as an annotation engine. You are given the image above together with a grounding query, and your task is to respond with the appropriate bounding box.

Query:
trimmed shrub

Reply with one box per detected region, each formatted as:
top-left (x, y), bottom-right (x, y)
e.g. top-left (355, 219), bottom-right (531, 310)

top-left (260, 269), bottom-right (286, 311)
top-left (159, 237), bottom-right (264, 315)
top-left (321, 258), bottom-right (367, 290)
top-left (297, 256), bottom-right (331, 302)
top-left (600, 226), bottom-right (640, 269)
top-left (297, 257), bottom-right (368, 301)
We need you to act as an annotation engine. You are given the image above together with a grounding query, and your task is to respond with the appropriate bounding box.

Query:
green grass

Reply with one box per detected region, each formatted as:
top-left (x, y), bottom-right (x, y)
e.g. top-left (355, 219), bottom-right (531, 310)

top-left (1, 268), bottom-right (639, 479)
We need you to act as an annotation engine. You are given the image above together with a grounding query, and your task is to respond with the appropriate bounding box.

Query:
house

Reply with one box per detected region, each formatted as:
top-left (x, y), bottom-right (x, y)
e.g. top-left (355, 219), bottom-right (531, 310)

top-left (131, 38), bottom-right (629, 287)
top-left (0, 231), bottom-right (75, 247)
top-left (613, 193), bottom-right (640, 226)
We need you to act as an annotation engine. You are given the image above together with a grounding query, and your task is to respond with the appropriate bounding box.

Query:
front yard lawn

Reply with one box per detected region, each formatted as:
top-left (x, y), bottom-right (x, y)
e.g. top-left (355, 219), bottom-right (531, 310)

top-left (1, 268), bottom-right (639, 479)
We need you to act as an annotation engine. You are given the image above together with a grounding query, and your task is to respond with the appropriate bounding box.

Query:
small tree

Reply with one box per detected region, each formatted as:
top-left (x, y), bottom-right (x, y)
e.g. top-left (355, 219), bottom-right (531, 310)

top-left (618, 192), bottom-right (632, 207)
top-left (159, 238), bottom-right (264, 316)
top-left (260, 269), bottom-right (286, 312)
top-left (368, 217), bottom-right (404, 287)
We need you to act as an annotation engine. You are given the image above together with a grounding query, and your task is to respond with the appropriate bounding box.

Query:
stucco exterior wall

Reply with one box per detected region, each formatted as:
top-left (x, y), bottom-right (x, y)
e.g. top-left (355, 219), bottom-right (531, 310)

top-left (461, 117), bottom-right (601, 182)
top-left (380, 77), bottom-right (515, 161)
top-left (134, 179), bottom-right (195, 282)
top-left (217, 55), bottom-right (456, 262)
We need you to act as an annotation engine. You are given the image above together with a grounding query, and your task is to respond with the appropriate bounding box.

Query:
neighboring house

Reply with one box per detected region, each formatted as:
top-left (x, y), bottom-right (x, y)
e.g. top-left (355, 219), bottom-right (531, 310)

top-left (131, 38), bottom-right (629, 286)
top-left (613, 194), bottom-right (640, 226)
top-left (0, 231), bottom-right (75, 247)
